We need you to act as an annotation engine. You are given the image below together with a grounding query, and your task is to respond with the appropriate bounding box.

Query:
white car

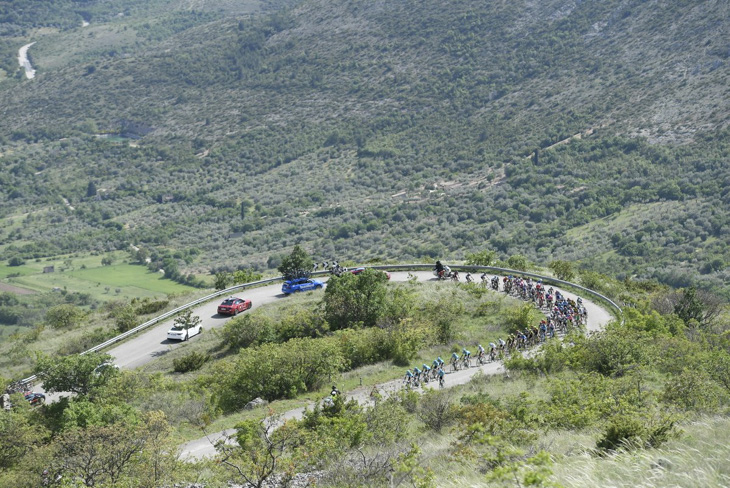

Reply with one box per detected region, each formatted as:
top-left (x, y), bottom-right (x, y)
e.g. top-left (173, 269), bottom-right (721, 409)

top-left (167, 323), bottom-right (202, 341)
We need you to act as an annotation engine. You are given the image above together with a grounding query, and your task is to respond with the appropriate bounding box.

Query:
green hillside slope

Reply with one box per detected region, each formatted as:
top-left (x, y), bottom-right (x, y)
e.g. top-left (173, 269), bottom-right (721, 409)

top-left (0, 0), bottom-right (728, 294)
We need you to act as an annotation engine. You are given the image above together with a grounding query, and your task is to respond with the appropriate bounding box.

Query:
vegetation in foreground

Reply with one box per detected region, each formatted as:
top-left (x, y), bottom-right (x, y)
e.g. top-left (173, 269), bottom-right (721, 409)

top-left (2, 256), bottom-right (729, 487)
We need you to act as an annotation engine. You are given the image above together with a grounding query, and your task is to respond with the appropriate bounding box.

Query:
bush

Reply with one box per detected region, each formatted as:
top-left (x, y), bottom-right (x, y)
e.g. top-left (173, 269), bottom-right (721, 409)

top-left (114, 305), bottom-right (138, 333)
top-left (220, 315), bottom-right (276, 350)
top-left (596, 411), bottom-right (677, 451)
top-left (7, 256), bottom-right (25, 266)
top-left (505, 303), bottom-right (542, 334)
top-left (134, 299), bottom-right (169, 315)
top-left (210, 337), bottom-right (347, 411)
top-left (334, 327), bottom-right (391, 369)
top-left (417, 389), bottom-right (457, 433)
top-left (45, 304), bottom-right (85, 329)
top-left (173, 352), bottom-right (211, 373)
top-left (276, 310), bottom-right (329, 341)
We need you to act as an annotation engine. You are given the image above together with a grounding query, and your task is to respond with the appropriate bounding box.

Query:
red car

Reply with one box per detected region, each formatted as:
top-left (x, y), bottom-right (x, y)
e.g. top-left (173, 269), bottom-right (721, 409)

top-left (217, 297), bottom-right (252, 316)
top-left (349, 267), bottom-right (391, 280)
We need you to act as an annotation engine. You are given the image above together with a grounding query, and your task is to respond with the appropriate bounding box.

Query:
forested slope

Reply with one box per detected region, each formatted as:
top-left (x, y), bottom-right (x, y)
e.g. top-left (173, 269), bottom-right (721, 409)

top-left (0, 0), bottom-right (728, 294)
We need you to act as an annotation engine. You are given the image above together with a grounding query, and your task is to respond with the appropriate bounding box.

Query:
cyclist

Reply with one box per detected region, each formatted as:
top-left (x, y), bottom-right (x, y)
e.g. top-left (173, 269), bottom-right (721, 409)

top-left (438, 367), bottom-right (445, 387)
top-left (331, 385), bottom-right (340, 397)
top-left (422, 364), bottom-right (431, 381)
top-left (450, 352), bottom-right (460, 370)
top-left (461, 348), bottom-right (471, 368)
top-left (498, 337), bottom-right (506, 350)
top-left (465, 272), bottom-right (473, 283)
top-left (477, 343), bottom-right (486, 358)
top-left (404, 369), bottom-right (413, 386)
top-left (413, 366), bottom-right (422, 384)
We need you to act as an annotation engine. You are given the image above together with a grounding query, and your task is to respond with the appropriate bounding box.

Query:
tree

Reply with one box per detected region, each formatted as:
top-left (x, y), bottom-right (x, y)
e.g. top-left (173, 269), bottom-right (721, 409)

top-left (45, 304), bottom-right (85, 329)
top-left (51, 411), bottom-right (174, 487)
top-left (548, 260), bottom-right (575, 281)
top-left (323, 269), bottom-right (389, 330)
top-left (34, 352), bottom-right (119, 396)
top-left (233, 268), bottom-right (263, 284)
top-left (217, 417), bottom-right (302, 488)
top-left (86, 181), bottom-right (97, 197)
top-left (114, 305), bottom-right (138, 332)
top-left (277, 245), bottom-right (312, 280)
top-left (214, 271), bottom-right (232, 290)
top-left (101, 256), bottom-right (114, 266)
top-left (240, 199), bottom-right (254, 219)
top-left (506, 254), bottom-right (529, 271)
top-left (7, 256), bottom-right (25, 266)
top-left (465, 250), bottom-right (496, 267)
top-left (0, 407), bottom-right (50, 470)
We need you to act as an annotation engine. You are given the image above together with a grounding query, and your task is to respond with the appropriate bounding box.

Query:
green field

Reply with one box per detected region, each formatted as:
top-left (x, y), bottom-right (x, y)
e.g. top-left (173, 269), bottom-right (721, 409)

top-left (2, 253), bottom-right (196, 301)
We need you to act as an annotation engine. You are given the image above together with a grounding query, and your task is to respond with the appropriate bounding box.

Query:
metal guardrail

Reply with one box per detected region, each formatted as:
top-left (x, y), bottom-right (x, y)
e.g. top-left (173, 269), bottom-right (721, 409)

top-left (21, 264), bottom-right (622, 385)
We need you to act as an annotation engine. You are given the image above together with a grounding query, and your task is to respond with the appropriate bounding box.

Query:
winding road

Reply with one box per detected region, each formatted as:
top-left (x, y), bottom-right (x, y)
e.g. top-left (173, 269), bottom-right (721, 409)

top-left (168, 270), bottom-right (613, 459)
top-left (18, 42), bottom-right (36, 79)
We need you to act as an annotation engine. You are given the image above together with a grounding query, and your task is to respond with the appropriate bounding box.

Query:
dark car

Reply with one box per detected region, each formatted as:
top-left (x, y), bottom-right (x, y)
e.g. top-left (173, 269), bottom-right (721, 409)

top-left (217, 297), bottom-right (252, 316)
top-left (24, 392), bottom-right (45, 406)
top-left (282, 277), bottom-right (324, 295)
top-left (349, 267), bottom-right (391, 280)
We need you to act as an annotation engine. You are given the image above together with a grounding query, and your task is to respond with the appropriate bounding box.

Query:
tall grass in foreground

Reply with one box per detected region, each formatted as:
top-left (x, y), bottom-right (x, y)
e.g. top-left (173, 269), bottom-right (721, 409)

top-left (552, 416), bottom-right (730, 487)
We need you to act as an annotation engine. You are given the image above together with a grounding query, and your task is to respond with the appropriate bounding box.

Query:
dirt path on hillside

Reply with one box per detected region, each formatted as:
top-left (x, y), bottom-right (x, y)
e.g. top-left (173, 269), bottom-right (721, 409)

top-left (0, 282), bottom-right (36, 295)
top-left (18, 42), bottom-right (36, 79)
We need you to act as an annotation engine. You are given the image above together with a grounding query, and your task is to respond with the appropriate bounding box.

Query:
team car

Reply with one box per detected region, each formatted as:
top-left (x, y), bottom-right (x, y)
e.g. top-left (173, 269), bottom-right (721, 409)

top-left (217, 297), bottom-right (252, 316)
top-left (281, 277), bottom-right (324, 295)
top-left (167, 321), bottom-right (203, 341)
top-left (349, 267), bottom-right (391, 280)
top-left (24, 392), bottom-right (45, 406)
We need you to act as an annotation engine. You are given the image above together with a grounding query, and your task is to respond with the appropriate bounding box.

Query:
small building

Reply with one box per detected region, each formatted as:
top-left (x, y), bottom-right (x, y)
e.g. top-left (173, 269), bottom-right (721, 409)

top-left (43, 266), bottom-right (54, 273)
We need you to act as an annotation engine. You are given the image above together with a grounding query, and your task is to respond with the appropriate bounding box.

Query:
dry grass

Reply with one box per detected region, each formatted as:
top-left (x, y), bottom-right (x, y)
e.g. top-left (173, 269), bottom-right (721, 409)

top-left (551, 416), bottom-right (730, 488)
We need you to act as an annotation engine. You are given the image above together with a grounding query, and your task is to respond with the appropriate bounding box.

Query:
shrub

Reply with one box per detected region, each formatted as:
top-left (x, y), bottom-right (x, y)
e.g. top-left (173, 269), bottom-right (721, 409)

top-left (114, 305), bottom-right (138, 333)
top-left (7, 256), bottom-right (25, 266)
top-left (210, 337), bottom-right (347, 411)
top-left (505, 303), bottom-right (541, 334)
top-left (276, 309), bottom-right (329, 341)
top-left (596, 411), bottom-right (677, 451)
top-left (134, 299), bottom-right (169, 315)
top-left (417, 389), bottom-right (457, 433)
top-left (45, 304), bottom-right (85, 329)
top-left (334, 327), bottom-right (390, 369)
top-left (173, 352), bottom-right (211, 373)
top-left (220, 315), bottom-right (276, 350)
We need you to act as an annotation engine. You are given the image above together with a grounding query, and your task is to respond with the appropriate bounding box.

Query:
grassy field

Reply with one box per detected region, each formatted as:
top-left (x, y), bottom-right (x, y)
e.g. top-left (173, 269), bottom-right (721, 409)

top-left (2, 252), bottom-right (196, 301)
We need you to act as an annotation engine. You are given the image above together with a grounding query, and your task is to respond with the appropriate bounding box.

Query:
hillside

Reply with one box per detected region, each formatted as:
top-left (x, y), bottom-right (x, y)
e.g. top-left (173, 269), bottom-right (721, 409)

top-left (0, 0), bottom-right (728, 295)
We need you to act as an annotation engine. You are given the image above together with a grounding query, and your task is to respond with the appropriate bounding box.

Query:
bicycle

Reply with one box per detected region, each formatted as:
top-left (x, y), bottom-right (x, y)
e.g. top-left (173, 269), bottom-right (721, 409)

top-left (439, 375), bottom-right (445, 388)
top-left (450, 358), bottom-right (460, 372)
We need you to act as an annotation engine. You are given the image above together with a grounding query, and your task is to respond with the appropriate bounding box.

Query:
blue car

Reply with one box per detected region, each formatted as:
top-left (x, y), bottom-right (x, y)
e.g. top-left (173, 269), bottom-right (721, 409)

top-left (282, 277), bottom-right (324, 294)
